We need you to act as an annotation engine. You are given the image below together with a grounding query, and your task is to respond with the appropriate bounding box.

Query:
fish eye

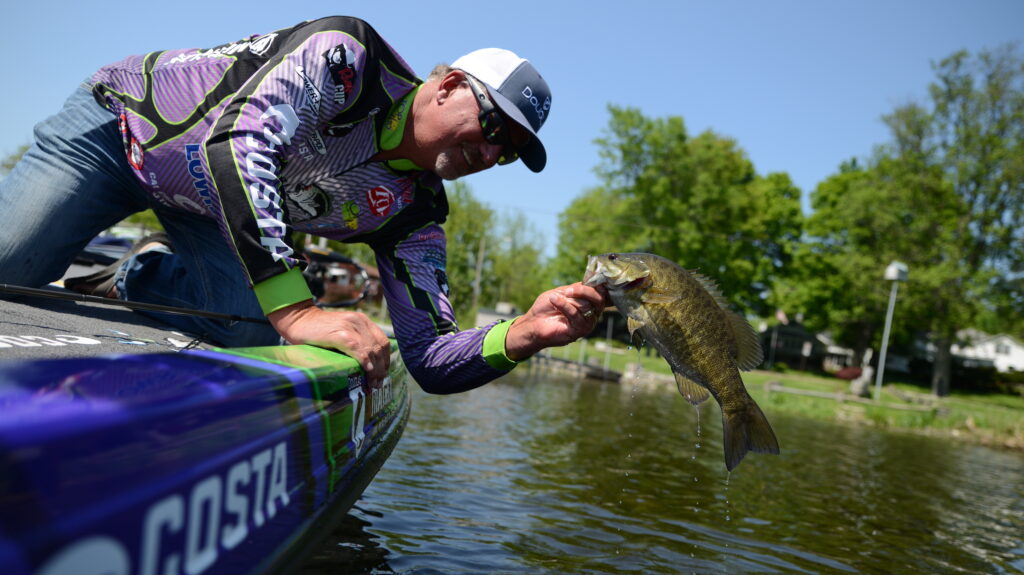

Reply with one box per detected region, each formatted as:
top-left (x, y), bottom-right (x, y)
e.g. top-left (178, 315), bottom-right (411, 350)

top-left (608, 254), bottom-right (618, 261)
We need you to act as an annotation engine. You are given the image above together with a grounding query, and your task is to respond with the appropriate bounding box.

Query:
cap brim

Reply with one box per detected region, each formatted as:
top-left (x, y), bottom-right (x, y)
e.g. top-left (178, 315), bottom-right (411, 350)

top-left (518, 136), bottom-right (546, 173)
top-left (486, 86), bottom-right (547, 172)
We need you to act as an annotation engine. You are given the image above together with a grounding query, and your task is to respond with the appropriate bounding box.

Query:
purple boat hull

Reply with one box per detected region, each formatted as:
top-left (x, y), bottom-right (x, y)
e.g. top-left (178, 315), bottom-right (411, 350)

top-left (0, 343), bottom-right (410, 575)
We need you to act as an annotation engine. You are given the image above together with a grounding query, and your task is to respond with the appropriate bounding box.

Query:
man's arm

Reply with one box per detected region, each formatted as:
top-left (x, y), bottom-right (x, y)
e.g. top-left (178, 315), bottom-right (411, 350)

top-left (268, 300), bottom-right (391, 384)
top-left (375, 221), bottom-right (606, 393)
top-left (503, 282), bottom-right (608, 361)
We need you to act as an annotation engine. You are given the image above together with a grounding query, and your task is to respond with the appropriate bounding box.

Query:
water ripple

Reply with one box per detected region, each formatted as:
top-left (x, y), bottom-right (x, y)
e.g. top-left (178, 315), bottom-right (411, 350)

top-left (301, 371), bottom-right (1024, 574)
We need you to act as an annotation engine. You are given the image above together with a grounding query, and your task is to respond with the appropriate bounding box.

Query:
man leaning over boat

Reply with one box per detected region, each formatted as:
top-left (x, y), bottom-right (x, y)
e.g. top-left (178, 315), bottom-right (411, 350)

top-left (0, 15), bottom-right (607, 392)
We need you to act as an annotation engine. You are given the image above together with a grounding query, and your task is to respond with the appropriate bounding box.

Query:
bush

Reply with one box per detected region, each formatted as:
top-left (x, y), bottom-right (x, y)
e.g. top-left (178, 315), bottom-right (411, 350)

top-left (996, 370), bottom-right (1024, 385)
top-left (952, 364), bottom-right (998, 392)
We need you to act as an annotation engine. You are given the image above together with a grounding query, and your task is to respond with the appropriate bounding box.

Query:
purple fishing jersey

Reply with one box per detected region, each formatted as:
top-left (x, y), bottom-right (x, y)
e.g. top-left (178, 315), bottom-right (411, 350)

top-left (89, 16), bottom-right (519, 392)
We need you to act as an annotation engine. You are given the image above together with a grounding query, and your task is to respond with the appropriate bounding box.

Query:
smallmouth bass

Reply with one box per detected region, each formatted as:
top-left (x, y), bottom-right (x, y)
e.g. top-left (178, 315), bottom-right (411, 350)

top-left (583, 252), bottom-right (780, 470)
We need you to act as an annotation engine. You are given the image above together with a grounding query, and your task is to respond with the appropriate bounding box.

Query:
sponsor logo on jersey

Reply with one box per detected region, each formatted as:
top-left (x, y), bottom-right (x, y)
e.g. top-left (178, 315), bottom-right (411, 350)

top-left (421, 248), bottom-right (449, 296)
top-left (422, 248), bottom-right (445, 270)
top-left (119, 113), bottom-right (144, 170)
top-left (296, 66), bottom-right (328, 157)
top-left (386, 104), bottom-right (405, 132)
top-left (247, 104), bottom-right (299, 261)
top-left (288, 184), bottom-right (331, 222)
top-left (396, 178), bottom-right (415, 204)
top-left (366, 186), bottom-right (395, 217)
top-left (185, 144), bottom-right (215, 211)
top-left (325, 123), bottom-right (356, 138)
top-left (416, 230), bottom-right (445, 242)
top-left (323, 44), bottom-right (357, 105)
top-left (168, 33), bottom-right (278, 64)
top-left (248, 33), bottom-right (277, 56)
top-left (434, 269), bottom-right (450, 298)
top-left (296, 65), bottom-right (323, 114)
top-left (128, 139), bottom-right (144, 170)
top-left (342, 201), bottom-right (360, 229)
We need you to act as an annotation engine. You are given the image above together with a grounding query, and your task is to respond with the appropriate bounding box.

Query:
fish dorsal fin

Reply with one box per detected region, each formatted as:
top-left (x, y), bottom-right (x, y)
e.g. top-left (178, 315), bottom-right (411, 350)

top-left (674, 371), bottom-right (711, 405)
top-left (689, 270), bottom-right (731, 309)
top-left (728, 311), bottom-right (764, 371)
top-left (690, 270), bottom-right (764, 370)
top-left (640, 285), bottom-right (677, 304)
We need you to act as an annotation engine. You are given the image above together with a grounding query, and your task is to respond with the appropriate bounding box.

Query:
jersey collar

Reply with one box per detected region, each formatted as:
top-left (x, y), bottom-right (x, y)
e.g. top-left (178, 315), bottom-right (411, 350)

top-left (380, 85), bottom-right (422, 172)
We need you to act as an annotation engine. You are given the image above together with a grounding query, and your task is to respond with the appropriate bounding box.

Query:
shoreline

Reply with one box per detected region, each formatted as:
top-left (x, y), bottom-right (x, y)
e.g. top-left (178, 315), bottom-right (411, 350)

top-left (524, 353), bottom-right (1024, 452)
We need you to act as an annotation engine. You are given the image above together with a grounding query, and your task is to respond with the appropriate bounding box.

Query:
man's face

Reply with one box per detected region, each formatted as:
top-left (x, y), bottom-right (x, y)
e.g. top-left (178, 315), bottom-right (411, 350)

top-left (431, 78), bottom-right (531, 181)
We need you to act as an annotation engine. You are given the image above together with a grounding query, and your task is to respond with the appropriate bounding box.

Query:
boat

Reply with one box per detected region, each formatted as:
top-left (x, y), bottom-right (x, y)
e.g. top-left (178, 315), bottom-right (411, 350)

top-left (0, 281), bottom-right (410, 574)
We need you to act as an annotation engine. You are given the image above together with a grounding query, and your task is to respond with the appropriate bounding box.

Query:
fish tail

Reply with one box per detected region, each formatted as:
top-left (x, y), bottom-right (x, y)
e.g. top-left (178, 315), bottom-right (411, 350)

top-left (721, 399), bottom-right (780, 471)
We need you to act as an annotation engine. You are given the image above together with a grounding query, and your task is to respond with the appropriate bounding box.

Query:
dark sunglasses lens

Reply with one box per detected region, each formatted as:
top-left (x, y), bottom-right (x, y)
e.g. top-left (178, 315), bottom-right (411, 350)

top-left (470, 78), bottom-right (520, 166)
top-left (480, 112), bottom-right (505, 144)
top-left (497, 149), bottom-right (519, 165)
top-left (481, 111), bottom-right (519, 164)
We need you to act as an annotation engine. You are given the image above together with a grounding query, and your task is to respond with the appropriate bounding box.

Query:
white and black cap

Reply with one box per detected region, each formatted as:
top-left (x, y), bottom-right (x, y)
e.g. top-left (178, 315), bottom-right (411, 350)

top-left (452, 48), bottom-right (552, 172)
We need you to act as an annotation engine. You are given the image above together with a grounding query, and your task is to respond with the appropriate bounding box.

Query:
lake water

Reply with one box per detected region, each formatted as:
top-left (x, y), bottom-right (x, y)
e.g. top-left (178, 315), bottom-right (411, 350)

top-left (301, 366), bottom-right (1024, 574)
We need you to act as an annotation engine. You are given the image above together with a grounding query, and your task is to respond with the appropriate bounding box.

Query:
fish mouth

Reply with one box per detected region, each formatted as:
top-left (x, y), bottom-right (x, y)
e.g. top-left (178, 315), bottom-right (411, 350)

top-left (582, 256), bottom-right (602, 286)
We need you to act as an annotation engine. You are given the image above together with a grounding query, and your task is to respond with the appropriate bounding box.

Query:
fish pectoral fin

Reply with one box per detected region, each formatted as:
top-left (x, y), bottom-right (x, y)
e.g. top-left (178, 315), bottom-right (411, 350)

top-left (673, 371), bottom-right (711, 405)
top-left (627, 317), bottom-right (646, 338)
top-left (640, 285), bottom-right (677, 304)
top-left (627, 317), bottom-right (647, 347)
top-left (630, 330), bottom-right (646, 349)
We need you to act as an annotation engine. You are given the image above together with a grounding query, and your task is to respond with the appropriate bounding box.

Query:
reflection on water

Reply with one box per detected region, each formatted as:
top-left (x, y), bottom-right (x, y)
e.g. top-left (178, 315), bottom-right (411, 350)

top-left (301, 367), bottom-right (1024, 574)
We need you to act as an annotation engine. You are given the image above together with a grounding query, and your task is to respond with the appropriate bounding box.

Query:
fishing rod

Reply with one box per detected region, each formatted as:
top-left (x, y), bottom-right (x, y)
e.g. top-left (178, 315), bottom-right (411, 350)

top-left (0, 284), bottom-right (270, 325)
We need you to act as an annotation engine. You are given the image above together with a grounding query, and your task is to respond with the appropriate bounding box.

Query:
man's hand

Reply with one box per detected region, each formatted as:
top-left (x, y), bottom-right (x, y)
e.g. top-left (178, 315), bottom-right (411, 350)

top-left (268, 300), bottom-right (391, 386)
top-left (504, 282), bottom-right (609, 361)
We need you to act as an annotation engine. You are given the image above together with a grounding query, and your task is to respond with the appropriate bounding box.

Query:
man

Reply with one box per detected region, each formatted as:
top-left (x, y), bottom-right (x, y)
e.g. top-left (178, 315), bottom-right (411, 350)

top-left (0, 16), bottom-right (606, 392)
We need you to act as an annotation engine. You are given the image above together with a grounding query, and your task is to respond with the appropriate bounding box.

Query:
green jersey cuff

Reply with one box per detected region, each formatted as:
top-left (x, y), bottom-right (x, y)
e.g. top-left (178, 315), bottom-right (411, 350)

top-left (253, 268), bottom-right (314, 315)
top-left (482, 317), bottom-right (520, 371)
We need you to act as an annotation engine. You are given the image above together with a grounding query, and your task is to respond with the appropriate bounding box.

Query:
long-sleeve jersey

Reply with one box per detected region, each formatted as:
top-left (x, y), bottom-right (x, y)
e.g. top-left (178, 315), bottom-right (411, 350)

top-left (88, 16), bottom-right (518, 392)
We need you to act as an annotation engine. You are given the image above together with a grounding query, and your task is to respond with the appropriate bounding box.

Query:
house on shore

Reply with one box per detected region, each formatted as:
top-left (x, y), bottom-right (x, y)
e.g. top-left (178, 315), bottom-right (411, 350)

top-left (951, 330), bottom-right (1024, 373)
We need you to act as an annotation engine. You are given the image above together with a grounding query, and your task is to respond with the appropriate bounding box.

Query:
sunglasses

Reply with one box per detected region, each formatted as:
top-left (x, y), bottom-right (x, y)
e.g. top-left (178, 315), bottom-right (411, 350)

top-left (465, 75), bottom-right (520, 166)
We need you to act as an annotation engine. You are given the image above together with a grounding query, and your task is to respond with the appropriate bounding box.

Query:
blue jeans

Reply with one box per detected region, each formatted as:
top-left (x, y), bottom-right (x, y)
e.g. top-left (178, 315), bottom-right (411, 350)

top-left (0, 84), bottom-right (279, 346)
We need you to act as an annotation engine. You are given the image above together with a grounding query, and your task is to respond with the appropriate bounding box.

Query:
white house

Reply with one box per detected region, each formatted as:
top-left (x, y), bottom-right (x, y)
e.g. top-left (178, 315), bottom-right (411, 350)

top-left (953, 331), bottom-right (1024, 373)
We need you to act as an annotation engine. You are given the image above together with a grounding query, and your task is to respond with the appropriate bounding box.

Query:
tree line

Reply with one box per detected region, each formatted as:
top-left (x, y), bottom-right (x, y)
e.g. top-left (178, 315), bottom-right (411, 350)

top-left (548, 45), bottom-right (1022, 396)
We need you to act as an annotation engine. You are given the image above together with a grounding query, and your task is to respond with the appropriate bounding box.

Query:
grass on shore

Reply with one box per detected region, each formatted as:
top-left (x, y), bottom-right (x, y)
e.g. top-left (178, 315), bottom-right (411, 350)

top-left (543, 338), bottom-right (1024, 450)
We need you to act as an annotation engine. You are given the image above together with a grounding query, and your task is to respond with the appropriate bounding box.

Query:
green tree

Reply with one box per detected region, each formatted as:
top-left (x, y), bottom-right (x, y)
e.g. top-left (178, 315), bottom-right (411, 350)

top-left (881, 46), bottom-right (1023, 395)
top-left (442, 181), bottom-right (495, 328)
top-left (125, 209), bottom-right (164, 232)
top-left (778, 157), bottom-right (952, 364)
top-left (488, 211), bottom-right (550, 312)
top-left (551, 186), bottom-right (634, 284)
top-left (1, 145), bottom-right (28, 177)
top-left (786, 45), bottom-right (1023, 395)
top-left (443, 182), bottom-right (551, 327)
top-left (556, 105), bottom-right (803, 317)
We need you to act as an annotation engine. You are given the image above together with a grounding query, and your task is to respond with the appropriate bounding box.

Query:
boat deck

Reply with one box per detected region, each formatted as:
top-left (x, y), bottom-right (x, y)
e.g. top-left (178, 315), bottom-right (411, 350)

top-left (0, 286), bottom-right (411, 575)
top-left (0, 286), bottom-right (215, 359)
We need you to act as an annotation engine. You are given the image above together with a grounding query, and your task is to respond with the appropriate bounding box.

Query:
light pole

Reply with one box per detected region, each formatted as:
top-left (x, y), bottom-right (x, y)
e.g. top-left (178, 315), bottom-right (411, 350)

top-left (874, 261), bottom-right (908, 401)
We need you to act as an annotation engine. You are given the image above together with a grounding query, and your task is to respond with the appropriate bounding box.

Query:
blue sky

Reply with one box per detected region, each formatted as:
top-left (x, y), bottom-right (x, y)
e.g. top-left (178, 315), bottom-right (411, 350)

top-left (3, 1), bottom-right (1021, 256)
